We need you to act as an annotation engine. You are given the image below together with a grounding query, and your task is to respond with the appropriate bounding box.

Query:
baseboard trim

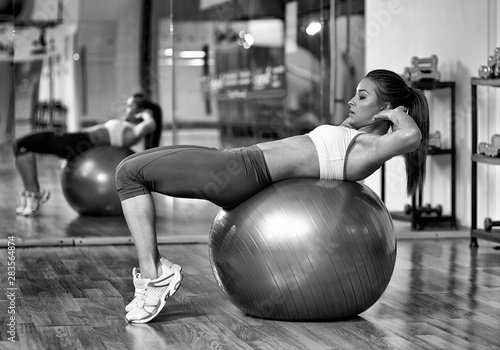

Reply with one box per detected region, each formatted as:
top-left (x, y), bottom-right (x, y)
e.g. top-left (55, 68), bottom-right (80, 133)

top-left (0, 235), bottom-right (208, 247)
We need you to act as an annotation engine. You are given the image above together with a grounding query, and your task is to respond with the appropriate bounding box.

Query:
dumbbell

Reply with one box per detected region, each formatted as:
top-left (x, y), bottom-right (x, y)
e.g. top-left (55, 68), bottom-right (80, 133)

top-left (486, 144), bottom-right (496, 157)
top-left (404, 204), bottom-right (412, 215)
top-left (491, 134), bottom-right (500, 157)
top-left (418, 204), bottom-right (443, 217)
top-left (434, 204), bottom-right (443, 217)
top-left (479, 142), bottom-right (499, 157)
top-left (495, 47), bottom-right (500, 60)
top-left (429, 130), bottom-right (442, 150)
top-left (479, 65), bottom-right (492, 79)
top-left (478, 142), bottom-right (488, 155)
top-left (488, 55), bottom-right (497, 68)
top-left (484, 217), bottom-right (500, 231)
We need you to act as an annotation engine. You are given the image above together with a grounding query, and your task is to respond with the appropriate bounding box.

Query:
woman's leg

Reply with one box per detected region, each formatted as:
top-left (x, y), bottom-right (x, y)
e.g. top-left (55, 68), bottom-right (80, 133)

top-left (13, 132), bottom-right (56, 215)
top-left (15, 152), bottom-right (40, 192)
top-left (116, 145), bottom-right (272, 272)
top-left (121, 193), bottom-right (161, 279)
top-left (13, 151), bottom-right (48, 216)
top-left (115, 145), bottom-right (272, 322)
top-left (116, 144), bottom-right (272, 238)
top-left (12, 131), bottom-right (96, 216)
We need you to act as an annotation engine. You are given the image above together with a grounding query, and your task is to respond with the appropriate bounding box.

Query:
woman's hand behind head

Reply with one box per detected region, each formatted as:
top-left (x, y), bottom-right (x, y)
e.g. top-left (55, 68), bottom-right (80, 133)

top-left (372, 106), bottom-right (409, 131)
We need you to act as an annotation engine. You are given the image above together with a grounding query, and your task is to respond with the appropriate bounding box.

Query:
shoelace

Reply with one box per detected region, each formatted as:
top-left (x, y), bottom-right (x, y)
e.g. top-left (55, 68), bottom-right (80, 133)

top-left (130, 288), bottom-right (147, 308)
top-left (25, 195), bottom-right (37, 210)
top-left (16, 193), bottom-right (27, 211)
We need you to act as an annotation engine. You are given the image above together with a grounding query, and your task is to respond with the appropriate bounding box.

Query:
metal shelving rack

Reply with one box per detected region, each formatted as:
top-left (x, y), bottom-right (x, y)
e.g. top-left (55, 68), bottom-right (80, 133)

top-left (470, 77), bottom-right (500, 246)
top-left (382, 80), bottom-right (457, 230)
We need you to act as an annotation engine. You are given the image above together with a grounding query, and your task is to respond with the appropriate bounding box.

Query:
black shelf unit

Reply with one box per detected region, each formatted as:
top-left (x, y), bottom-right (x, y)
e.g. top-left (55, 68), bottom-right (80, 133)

top-left (470, 77), bottom-right (500, 246)
top-left (382, 80), bottom-right (457, 229)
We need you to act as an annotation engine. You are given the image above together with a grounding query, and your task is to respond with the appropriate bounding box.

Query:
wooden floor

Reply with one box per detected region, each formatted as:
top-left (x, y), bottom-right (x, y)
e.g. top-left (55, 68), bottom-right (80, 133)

top-left (1, 239), bottom-right (500, 349)
top-left (2, 143), bottom-right (500, 349)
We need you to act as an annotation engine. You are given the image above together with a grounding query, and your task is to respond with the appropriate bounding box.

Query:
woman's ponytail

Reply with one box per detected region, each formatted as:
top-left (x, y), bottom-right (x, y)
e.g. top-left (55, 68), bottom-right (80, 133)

top-left (404, 88), bottom-right (429, 196)
top-left (366, 69), bottom-right (430, 196)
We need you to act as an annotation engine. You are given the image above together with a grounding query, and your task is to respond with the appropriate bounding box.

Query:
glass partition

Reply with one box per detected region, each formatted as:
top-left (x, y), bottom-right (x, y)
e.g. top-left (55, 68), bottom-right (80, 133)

top-left (149, 0), bottom-right (366, 149)
top-left (5, 0), bottom-right (365, 243)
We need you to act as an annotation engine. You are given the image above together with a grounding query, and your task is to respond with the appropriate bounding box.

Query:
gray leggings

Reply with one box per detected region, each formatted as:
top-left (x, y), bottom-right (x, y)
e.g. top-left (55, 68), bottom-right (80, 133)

top-left (12, 131), bottom-right (96, 160)
top-left (115, 145), bottom-right (273, 209)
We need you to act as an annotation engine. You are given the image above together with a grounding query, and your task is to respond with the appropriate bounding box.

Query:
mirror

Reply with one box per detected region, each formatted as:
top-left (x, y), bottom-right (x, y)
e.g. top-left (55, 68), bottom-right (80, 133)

top-left (0, 0), bottom-right (364, 246)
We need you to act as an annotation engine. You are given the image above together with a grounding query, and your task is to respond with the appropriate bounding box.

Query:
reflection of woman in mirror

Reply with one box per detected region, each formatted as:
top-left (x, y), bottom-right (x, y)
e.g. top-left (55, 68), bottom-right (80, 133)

top-left (13, 93), bottom-right (159, 217)
top-left (117, 69), bottom-right (430, 324)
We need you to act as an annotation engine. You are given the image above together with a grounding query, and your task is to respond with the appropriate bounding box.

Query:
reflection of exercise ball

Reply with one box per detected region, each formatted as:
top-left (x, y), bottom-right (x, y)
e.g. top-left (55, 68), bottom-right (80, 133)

top-left (209, 179), bottom-right (396, 321)
top-left (61, 146), bottom-right (134, 216)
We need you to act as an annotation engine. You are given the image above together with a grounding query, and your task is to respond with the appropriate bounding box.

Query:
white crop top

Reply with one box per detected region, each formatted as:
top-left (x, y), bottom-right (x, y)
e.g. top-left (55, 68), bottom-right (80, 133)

top-left (306, 125), bottom-right (364, 180)
top-left (104, 119), bottom-right (131, 147)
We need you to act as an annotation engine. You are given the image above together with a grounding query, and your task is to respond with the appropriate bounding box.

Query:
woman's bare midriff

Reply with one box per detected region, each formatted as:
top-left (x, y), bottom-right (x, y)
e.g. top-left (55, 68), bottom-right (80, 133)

top-left (122, 124), bottom-right (140, 147)
top-left (86, 122), bottom-right (138, 148)
top-left (86, 127), bottom-right (111, 146)
top-left (256, 135), bottom-right (320, 182)
top-left (257, 132), bottom-right (386, 183)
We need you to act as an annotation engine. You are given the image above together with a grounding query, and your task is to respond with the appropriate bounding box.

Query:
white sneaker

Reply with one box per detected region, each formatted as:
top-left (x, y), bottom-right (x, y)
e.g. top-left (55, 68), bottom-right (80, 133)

top-left (15, 191), bottom-right (27, 215)
top-left (125, 260), bottom-right (183, 324)
top-left (125, 258), bottom-right (182, 313)
top-left (22, 190), bottom-right (50, 217)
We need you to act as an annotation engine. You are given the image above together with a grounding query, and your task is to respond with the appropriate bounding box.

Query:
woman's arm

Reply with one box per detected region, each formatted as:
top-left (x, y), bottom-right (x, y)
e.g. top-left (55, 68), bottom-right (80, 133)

top-left (127, 110), bottom-right (157, 145)
top-left (370, 106), bottom-right (422, 159)
top-left (351, 106), bottom-right (422, 176)
top-left (347, 107), bottom-right (422, 181)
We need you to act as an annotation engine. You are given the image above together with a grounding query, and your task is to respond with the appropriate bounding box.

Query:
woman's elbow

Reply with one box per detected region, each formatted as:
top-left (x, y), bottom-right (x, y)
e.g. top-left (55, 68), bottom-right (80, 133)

top-left (404, 128), bottom-right (422, 152)
top-left (142, 119), bottom-right (157, 136)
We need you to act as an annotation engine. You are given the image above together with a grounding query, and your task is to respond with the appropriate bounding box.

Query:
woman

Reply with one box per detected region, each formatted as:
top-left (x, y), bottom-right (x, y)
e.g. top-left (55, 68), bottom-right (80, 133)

top-left (13, 93), bottom-right (157, 217)
top-left (116, 69), bottom-right (429, 324)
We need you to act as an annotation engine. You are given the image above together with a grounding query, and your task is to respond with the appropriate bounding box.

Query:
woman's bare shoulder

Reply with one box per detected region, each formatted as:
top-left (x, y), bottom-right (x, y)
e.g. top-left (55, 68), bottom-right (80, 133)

top-left (344, 134), bottom-right (386, 180)
top-left (347, 129), bottom-right (419, 181)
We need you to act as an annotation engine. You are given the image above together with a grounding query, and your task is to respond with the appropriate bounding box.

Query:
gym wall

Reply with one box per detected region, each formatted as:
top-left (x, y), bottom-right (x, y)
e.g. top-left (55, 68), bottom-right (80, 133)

top-left (364, 0), bottom-right (499, 228)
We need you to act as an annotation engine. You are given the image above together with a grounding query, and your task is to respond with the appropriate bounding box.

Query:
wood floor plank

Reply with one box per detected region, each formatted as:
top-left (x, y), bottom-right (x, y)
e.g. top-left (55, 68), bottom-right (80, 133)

top-left (92, 321), bottom-right (134, 350)
top-left (9, 323), bottom-right (43, 349)
top-left (171, 320), bottom-right (256, 350)
top-left (34, 325), bottom-right (85, 350)
top-left (71, 326), bottom-right (108, 350)
top-left (124, 324), bottom-right (178, 350)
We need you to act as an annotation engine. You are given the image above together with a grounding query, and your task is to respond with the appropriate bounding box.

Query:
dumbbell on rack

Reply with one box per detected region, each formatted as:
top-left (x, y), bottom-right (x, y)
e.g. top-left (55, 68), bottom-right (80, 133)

top-left (429, 130), bottom-right (442, 150)
top-left (403, 204), bottom-right (443, 217)
top-left (478, 47), bottom-right (500, 79)
top-left (478, 134), bottom-right (500, 157)
top-left (484, 217), bottom-right (500, 231)
top-left (404, 204), bottom-right (412, 215)
top-left (419, 204), bottom-right (443, 216)
top-left (492, 134), bottom-right (500, 156)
